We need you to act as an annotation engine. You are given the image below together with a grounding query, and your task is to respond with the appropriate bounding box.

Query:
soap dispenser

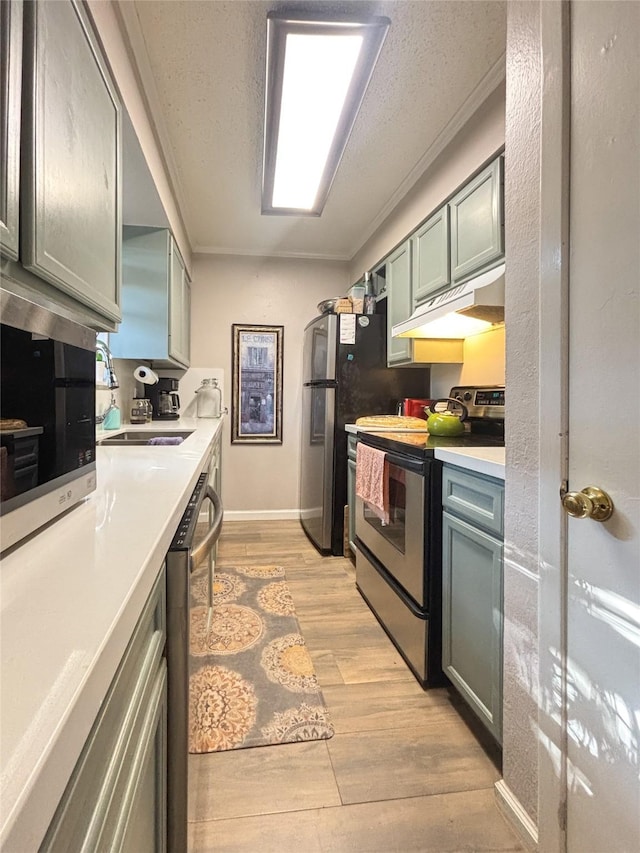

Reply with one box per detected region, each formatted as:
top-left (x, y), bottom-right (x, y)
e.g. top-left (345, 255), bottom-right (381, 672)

top-left (103, 394), bottom-right (121, 430)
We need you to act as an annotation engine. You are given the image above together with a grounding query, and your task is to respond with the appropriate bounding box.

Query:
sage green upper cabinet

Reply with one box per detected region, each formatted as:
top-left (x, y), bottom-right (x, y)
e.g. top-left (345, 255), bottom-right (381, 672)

top-left (411, 206), bottom-right (450, 307)
top-left (386, 240), bottom-right (413, 366)
top-left (111, 227), bottom-right (190, 369)
top-left (0, 0), bottom-right (22, 260)
top-left (385, 237), bottom-right (463, 366)
top-left (20, 0), bottom-right (121, 324)
top-left (449, 157), bottom-right (504, 284)
top-left (169, 240), bottom-right (191, 367)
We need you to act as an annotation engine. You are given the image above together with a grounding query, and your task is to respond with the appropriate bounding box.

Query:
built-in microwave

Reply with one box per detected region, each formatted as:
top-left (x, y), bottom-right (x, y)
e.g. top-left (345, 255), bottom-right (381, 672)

top-left (0, 288), bottom-right (97, 553)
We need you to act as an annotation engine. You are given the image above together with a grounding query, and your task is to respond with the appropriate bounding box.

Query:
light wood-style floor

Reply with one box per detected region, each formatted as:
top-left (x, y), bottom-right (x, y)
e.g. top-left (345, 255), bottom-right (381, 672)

top-left (188, 520), bottom-right (522, 852)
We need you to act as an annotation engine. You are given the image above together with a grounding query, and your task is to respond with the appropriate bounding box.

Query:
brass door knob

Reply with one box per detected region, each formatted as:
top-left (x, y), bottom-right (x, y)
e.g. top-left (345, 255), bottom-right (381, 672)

top-left (561, 486), bottom-right (614, 521)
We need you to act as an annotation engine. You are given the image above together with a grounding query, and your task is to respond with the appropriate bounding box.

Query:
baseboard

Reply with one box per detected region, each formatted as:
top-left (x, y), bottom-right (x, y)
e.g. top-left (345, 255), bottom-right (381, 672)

top-left (223, 509), bottom-right (300, 522)
top-left (495, 780), bottom-right (539, 852)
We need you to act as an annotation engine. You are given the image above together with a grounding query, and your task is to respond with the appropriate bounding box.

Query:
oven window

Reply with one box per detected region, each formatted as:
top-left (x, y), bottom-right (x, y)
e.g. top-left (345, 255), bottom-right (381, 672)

top-left (363, 463), bottom-right (407, 553)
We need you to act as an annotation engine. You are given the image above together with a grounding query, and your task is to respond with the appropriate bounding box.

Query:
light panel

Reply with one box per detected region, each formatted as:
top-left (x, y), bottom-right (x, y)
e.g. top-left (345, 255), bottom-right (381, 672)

top-left (396, 313), bottom-right (494, 340)
top-left (262, 13), bottom-right (390, 216)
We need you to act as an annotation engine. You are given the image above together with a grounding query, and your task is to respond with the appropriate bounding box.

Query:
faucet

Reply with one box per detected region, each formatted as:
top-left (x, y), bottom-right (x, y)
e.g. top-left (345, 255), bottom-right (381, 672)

top-left (96, 339), bottom-right (119, 389)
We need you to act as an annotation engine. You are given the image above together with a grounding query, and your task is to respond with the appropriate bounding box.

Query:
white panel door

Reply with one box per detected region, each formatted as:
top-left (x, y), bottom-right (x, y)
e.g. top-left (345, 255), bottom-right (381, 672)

top-left (566, 3), bottom-right (640, 850)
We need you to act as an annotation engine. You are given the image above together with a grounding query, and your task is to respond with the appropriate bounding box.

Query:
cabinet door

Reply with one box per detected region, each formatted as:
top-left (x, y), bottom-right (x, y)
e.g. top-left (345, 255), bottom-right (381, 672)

top-left (168, 239), bottom-right (190, 367)
top-left (449, 157), bottom-right (504, 283)
top-left (114, 664), bottom-right (167, 853)
top-left (41, 569), bottom-right (166, 851)
top-left (0, 0), bottom-right (22, 260)
top-left (371, 260), bottom-right (387, 299)
top-left (21, 0), bottom-right (121, 323)
top-left (442, 511), bottom-right (503, 743)
top-left (386, 241), bottom-right (413, 366)
top-left (111, 228), bottom-right (170, 361)
top-left (181, 274), bottom-right (191, 368)
top-left (411, 206), bottom-right (450, 306)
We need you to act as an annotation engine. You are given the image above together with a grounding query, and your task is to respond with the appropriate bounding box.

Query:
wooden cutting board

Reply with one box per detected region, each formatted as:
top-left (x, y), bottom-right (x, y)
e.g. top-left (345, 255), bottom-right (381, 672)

top-left (354, 415), bottom-right (428, 429)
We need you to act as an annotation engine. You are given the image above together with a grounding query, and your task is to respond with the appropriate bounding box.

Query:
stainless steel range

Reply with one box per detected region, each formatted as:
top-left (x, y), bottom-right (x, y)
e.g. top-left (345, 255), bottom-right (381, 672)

top-left (354, 385), bottom-right (505, 687)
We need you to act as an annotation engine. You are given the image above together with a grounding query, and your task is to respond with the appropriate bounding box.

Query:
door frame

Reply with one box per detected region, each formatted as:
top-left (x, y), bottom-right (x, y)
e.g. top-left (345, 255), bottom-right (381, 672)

top-left (538, 2), bottom-right (570, 851)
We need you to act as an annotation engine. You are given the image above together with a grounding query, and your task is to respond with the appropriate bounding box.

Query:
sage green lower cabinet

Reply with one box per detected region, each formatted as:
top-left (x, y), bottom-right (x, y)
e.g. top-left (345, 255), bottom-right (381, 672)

top-left (441, 466), bottom-right (504, 744)
top-left (346, 434), bottom-right (357, 555)
top-left (41, 569), bottom-right (167, 852)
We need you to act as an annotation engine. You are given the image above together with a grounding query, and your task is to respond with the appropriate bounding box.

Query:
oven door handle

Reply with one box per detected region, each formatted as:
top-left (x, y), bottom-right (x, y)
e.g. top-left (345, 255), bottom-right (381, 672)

top-left (190, 486), bottom-right (224, 569)
top-left (383, 452), bottom-right (425, 475)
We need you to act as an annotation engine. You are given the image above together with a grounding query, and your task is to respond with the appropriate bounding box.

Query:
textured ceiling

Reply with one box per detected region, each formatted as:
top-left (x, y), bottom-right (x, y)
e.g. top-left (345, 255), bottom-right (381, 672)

top-left (122, 0), bottom-right (506, 260)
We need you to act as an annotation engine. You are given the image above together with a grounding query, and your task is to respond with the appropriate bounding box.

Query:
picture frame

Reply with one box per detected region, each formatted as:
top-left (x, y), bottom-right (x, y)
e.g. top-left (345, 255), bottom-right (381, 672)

top-left (231, 324), bottom-right (284, 444)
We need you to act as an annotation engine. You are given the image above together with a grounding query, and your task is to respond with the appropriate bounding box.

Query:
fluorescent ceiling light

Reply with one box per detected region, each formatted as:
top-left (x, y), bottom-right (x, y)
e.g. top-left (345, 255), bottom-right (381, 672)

top-left (262, 13), bottom-right (390, 216)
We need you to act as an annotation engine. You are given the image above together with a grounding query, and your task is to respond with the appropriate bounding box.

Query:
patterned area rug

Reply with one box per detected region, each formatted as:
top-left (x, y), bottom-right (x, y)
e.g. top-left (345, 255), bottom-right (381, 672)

top-left (188, 563), bottom-right (334, 753)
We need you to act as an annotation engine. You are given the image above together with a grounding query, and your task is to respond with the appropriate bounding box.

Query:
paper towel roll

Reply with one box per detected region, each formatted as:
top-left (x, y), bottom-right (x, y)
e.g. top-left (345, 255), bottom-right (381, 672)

top-left (134, 365), bottom-right (159, 385)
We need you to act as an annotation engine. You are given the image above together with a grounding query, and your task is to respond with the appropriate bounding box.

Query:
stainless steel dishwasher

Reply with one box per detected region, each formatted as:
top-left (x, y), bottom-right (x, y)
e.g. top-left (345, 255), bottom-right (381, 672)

top-left (165, 470), bottom-right (223, 853)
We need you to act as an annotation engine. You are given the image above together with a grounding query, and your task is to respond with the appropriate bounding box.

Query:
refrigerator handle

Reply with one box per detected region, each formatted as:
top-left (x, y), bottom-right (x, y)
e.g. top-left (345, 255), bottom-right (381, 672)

top-left (322, 387), bottom-right (336, 547)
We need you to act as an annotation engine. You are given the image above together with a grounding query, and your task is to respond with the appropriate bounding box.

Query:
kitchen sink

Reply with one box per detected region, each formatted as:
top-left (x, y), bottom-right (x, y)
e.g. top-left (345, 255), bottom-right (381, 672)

top-left (97, 430), bottom-right (194, 446)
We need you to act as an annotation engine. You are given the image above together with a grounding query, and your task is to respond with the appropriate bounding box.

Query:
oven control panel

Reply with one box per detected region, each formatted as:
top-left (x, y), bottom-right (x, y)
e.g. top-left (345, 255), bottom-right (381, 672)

top-left (450, 385), bottom-right (505, 419)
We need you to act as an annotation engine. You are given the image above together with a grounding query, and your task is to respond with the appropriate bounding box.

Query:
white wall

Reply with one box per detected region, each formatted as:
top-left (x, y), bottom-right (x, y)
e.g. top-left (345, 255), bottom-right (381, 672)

top-left (429, 326), bottom-right (506, 398)
top-left (348, 83), bottom-right (506, 394)
top-left (190, 254), bottom-right (350, 517)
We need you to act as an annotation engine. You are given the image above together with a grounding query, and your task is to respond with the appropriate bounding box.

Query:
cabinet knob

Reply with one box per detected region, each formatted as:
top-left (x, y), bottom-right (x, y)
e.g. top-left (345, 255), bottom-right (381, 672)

top-left (561, 486), bottom-right (614, 521)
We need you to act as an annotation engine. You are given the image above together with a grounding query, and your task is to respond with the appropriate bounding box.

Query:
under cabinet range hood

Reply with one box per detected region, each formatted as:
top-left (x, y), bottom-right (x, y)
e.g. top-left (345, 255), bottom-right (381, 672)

top-left (392, 264), bottom-right (505, 339)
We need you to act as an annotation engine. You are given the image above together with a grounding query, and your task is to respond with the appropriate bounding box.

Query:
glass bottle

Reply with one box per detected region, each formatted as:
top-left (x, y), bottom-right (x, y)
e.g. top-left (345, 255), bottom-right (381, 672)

top-left (195, 378), bottom-right (221, 418)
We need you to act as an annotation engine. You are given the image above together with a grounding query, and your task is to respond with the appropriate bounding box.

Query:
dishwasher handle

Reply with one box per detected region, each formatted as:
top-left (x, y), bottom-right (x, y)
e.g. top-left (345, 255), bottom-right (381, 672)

top-left (190, 485), bottom-right (223, 569)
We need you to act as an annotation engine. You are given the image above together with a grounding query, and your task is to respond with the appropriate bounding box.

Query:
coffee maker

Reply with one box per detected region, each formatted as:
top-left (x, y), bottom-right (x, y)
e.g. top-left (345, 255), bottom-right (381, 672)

top-left (149, 378), bottom-right (180, 420)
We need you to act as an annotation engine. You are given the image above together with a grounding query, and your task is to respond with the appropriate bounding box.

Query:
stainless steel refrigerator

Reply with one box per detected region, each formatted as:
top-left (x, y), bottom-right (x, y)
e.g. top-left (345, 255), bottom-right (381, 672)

top-left (300, 311), bottom-right (430, 555)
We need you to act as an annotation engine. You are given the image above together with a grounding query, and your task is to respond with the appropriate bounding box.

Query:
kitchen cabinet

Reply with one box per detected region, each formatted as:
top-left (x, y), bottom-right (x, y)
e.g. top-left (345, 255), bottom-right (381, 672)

top-left (384, 241), bottom-right (463, 366)
top-left (41, 568), bottom-right (167, 852)
top-left (411, 205), bottom-right (450, 307)
top-left (0, 0), bottom-right (22, 260)
top-left (381, 155), bottom-right (503, 365)
top-left (386, 240), bottom-right (413, 365)
top-left (12, 0), bottom-right (122, 327)
top-left (110, 226), bottom-right (191, 369)
top-left (449, 157), bottom-right (504, 284)
top-left (346, 433), bottom-right (357, 556)
top-left (441, 464), bottom-right (504, 743)
top-left (169, 240), bottom-right (191, 367)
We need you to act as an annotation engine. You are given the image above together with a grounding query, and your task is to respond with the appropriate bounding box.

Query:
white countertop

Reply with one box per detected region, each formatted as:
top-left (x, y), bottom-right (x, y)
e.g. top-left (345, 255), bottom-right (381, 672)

top-left (434, 446), bottom-right (505, 480)
top-left (0, 417), bottom-right (223, 851)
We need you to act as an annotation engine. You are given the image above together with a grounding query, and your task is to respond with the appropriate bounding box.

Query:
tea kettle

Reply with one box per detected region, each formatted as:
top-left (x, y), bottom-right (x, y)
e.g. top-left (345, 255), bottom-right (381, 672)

top-left (425, 398), bottom-right (469, 436)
